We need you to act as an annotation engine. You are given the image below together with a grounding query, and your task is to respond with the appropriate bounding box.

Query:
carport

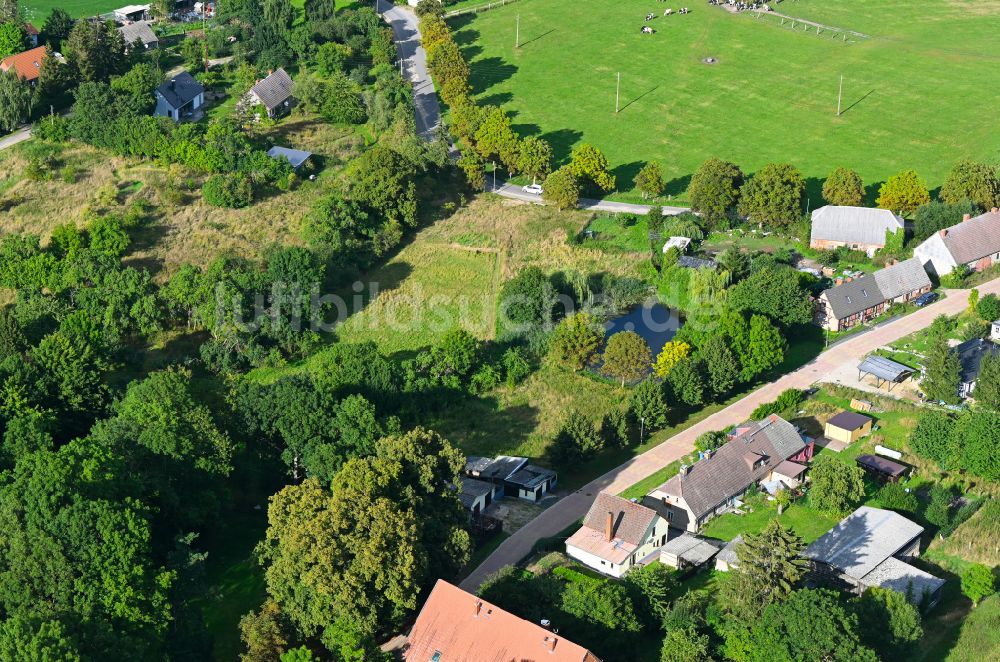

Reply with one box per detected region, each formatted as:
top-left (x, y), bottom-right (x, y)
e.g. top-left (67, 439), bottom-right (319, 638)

top-left (857, 355), bottom-right (914, 392)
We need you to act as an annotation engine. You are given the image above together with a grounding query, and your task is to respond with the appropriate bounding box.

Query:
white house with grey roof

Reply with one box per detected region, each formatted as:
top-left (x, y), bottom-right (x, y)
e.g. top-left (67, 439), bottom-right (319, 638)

top-left (810, 206), bottom-right (905, 257)
top-left (154, 72), bottom-right (204, 121)
top-left (244, 68), bottom-right (294, 119)
top-left (646, 415), bottom-right (813, 532)
top-left (816, 257), bottom-right (932, 332)
top-left (805, 506), bottom-right (944, 608)
top-left (914, 209), bottom-right (1000, 278)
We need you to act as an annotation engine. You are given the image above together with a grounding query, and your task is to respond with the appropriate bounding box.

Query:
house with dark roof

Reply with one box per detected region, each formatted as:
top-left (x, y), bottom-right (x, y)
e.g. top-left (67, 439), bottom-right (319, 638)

top-left (463, 455), bottom-right (556, 502)
top-left (646, 415), bottom-right (813, 532)
top-left (0, 46), bottom-right (48, 85)
top-left (118, 21), bottom-right (158, 51)
top-left (457, 477), bottom-right (496, 519)
top-left (154, 72), bottom-right (204, 121)
top-left (566, 492), bottom-right (666, 577)
top-left (404, 580), bottom-right (602, 662)
top-left (816, 257), bottom-right (932, 332)
top-left (914, 209), bottom-right (1000, 278)
top-left (805, 506), bottom-right (944, 608)
top-left (955, 337), bottom-right (1000, 399)
top-left (810, 205), bottom-right (905, 257)
top-left (245, 68), bottom-right (294, 118)
top-left (24, 23), bottom-right (39, 47)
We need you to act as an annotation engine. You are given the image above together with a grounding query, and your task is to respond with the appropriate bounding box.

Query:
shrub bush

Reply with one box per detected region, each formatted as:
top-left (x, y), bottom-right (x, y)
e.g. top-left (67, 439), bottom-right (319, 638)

top-left (202, 173), bottom-right (254, 208)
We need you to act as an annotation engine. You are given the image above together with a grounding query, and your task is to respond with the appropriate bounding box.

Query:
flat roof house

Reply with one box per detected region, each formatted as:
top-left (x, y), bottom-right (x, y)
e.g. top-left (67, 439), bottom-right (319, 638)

top-left (810, 205), bottom-right (905, 257)
top-left (565, 492), bottom-right (666, 578)
top-left (914, 209), bottom-right (1000, 278)
top-left (0, 46), bottom-right (48, 85)
top-left (245, 68), bottom-right (294, 118)
top-left (154, 72), bottom-right (204, 121)
top-left (118, 21), bottom-right (159, 50)
top-left (956, 338), bottom-right (1000, 399)
top-left (457, 477), bottom-right (496, 519)
top-left (463, 455), bottom-right (556, 502)
top-left (805, 506), bottom-right (944, 608)
top-left (404, 579), bottom-right (602, 662)
top-left (816, 257), bottom-right (932, 332)
top-left (113, 4), bottom-right (150, 22)
top-left (647, 415), bottom-right (813, 532)
top-left (824, 411), bottom-right (873, 444)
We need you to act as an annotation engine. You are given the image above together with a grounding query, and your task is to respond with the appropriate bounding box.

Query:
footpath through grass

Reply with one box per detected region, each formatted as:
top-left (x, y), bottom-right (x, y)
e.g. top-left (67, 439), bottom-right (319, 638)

top-left (456, 0), bottom-right (1000, 198)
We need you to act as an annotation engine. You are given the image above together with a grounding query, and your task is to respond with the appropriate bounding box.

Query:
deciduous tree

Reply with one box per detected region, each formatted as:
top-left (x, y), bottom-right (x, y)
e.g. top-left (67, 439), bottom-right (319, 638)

top-left (853, 587), bottom-right (922, 659)
top-left (876, 169), bottom-right (930, 214)
top-left (0, 68), bottom-right (32, 132)
top-left (629, 378), bottom-right (667, 430)
top-left (940, 160), bottom-right (1000, 210)
top-left (961, 564), bottom-right (996, 606)
top-left (634, 161), bottom-right (665, 199)
top-left (654, 340), bottom-right (691, 378)
top-left (542, 167), bottom-right (579, 210)
top-left (550, 313), bottom-right (603, 370)
top-left (516, 136), bottom-right (552, 183)
top-left (921, 337), bottom-right (961, 405)
top-left (737, 163), bottom-right (805, 229)
top-left (688, 158), bottom-right (743, 228)
top-left (602, 330), bottom-right (651, 387)
top-left (568, 143), bottom-right (615, 193)
top-left (809, 455), bottom-right (866, 516)
top-left (822, 167), bottom-right (865, 206)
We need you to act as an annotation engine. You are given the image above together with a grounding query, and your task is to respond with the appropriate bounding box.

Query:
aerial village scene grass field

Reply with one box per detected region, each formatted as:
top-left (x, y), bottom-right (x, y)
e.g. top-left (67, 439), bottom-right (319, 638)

top-left (0, 0), bottom-right (999, 660)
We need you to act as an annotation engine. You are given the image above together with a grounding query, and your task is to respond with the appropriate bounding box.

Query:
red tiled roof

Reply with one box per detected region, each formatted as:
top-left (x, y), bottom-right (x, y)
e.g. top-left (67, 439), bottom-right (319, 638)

top-left (0, 46), bottom-right (47, 81)
top-left (405, 580), bottom-right (601, 662)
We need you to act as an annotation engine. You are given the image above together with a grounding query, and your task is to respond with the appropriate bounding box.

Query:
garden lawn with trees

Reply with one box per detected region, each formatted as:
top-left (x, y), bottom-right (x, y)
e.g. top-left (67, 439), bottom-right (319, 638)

top-left (454, 0), bottom-right (1000, 199)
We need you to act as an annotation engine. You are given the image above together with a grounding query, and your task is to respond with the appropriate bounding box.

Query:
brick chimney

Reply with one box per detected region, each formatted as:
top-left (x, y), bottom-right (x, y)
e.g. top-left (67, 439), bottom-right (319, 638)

top-left (992, 207), bottom-right (999, 214)
top-left (475, 600), bottom-right (483, 617)
top-left (605, 511), bottom-right (614, 542)
top-left (543, 635), bottom-right (558, 653)
top-left (963, 213), bottom-right (972, 222)
top-left (835, 278), bottom-right (843, 286)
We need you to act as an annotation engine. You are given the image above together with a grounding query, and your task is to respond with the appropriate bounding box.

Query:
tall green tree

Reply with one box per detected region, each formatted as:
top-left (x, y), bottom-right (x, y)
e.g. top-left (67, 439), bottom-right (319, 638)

top-left (634, 161), bottom-right (665, 199)
top-left (741, 589), bottom-right (878, 662)
top-left (687, 157), bottom-right (744, 228)
top-left (0, 20), bottom-right (25, 59)
top-left (809, 454), bottom-right (866, 516)
top-left (740, 314), bottom-right (785, 381)
top-left (549, 313), bottom-right (603, 370)
top-left (721, 519), bottom-right (808, 621)
top-left (737, 163), bottom-right (805, 229)
top-left (516, 136), bottom-right (552, 183)
top-left (601, 330), bottom-right (651, 387)
top-left (0, 67), bottom-right (32, 132)
top-left (822, 167), bottom-right (865, 206)
top-left (542, 167), bottom-right (580, 210)
top-left (568, 143), bottom-right (616, 193)
top-left (660, 626), bottom-right (711, 662)
top-left (728, 266), bottom-right (813, 326)
top-left (41, 9), bottom-right (74, 50)
top-left (921, 338), bottom-right (961, 405)
top-left (700, 335), bottom-right (740, 396)
top-left (552, 410), bottom-right (603, 462)
top-left (853, 587), bottom-right (923, 660)
top-left (940, 160), bottom-right (1000, 210)
top-left (961, 564), bottom-right (996, 606)
top-left (876, 169), bottom-right (930, 214)
top-left (629, 378), bottom-right (668, 430)
top-left (64, 19), bottom-right (127, 83)
top-left (974, 353), bottom-right (1000, 410)
top-left (258, 428), bottom-right (471, 643)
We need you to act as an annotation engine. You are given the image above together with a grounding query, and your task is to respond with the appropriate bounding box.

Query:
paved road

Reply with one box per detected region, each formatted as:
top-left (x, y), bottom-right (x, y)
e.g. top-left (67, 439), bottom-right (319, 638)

top-left (494, 181), bottom-right (690, 215)
top-left (458, 276), bottom-right (1000, 591)
top-left (0, 126), bottom-right (31, 151)
top-left (380, 0), bottom-right (441, 139)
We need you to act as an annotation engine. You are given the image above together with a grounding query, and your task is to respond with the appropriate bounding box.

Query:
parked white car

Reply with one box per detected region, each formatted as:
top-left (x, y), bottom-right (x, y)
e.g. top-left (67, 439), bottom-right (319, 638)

top-left (522, 183), bottom-right (543, 195)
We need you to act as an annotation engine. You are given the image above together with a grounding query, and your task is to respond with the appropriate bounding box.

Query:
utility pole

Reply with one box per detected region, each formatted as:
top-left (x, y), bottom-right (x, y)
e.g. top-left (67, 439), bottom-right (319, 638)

top-left (492, 161), bottom-right (496, 192)
top-left (515, 14), bottom-right (520, 48)
top-left (836, 74), bottom-right (843, 116)
top-left (615, 72), bottom-right (620, 113)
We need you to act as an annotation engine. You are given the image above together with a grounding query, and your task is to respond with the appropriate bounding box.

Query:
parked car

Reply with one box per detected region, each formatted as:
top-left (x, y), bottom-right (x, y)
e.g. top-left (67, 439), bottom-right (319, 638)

top-left (522, 184), bottom-right (543, 195)
top-left (914, 292), bottom-right (938, 307)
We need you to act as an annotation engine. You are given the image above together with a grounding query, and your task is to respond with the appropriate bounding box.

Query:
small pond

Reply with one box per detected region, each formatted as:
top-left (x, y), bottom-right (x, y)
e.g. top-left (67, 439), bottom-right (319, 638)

top-left (604, 303), bottom-right (682, 359)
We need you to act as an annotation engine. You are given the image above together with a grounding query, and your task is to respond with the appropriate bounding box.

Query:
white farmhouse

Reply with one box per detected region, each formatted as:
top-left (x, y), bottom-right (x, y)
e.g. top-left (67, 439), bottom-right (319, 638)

top-left (565, 492), bottom-right (667, 578)
top-left (913, 209), bottom-right (1000, 278)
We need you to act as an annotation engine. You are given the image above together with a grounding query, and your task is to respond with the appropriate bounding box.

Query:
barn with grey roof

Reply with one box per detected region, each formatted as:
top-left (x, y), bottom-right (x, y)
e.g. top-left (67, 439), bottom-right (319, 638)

top-left (914, 209), bottom-right (1000, 278)
top-left (810, 205), bottom-right (905, 257)
top-left (816, 258), bottom-right (932, 332)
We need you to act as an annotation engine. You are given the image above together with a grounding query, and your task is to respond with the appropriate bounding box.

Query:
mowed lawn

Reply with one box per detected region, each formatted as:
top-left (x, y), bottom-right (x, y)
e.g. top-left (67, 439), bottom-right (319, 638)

top-left (20, 0), bottom-right (119, 21)
top-left (455, 0), bottom-right (1000, 199)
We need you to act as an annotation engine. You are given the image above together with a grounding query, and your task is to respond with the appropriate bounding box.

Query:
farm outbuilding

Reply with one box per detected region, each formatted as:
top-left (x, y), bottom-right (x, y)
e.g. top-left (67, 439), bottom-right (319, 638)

top-left (857, 355), bottom-right (914, 391)
top-left (856, 454), bottom-right (909, 483)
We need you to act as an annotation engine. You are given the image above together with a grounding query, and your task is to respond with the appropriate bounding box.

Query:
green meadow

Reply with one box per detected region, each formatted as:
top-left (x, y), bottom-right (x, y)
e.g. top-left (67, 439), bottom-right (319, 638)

top-left (455, 0), bottom-right (1000, 199)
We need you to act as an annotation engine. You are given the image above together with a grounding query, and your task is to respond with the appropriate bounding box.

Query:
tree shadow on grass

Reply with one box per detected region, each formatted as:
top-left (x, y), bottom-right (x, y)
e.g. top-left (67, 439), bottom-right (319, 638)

top-left (864, 180), bottom-right (884, 206)
top-left (664, 173), bottom-right (691, 198)
top-left (479, 91), bottom-right (514, 107)
top-left (452, 27), bottom-right (480, 47)
top-left (804, 176), bottom-right (824, 211)
top-left (511, 122), bottom-right (542, 138)
top-left (539, 127), bottom-right (584, 166)
top-left (470, 56), bottom-right (518, 94)
top-left (612, 161), bottom-right (646, 192)
top-left (459, 44), bottom-right (484, 62)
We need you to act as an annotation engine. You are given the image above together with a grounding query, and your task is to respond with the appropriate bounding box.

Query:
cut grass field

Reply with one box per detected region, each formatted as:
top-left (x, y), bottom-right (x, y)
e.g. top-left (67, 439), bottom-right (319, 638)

top-left (456, 0), bottom-right (1000, 199)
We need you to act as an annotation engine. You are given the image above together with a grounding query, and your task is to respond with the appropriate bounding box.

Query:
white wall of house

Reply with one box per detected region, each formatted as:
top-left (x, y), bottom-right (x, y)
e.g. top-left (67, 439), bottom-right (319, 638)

top-left (914, 233), bottom-right (958, 277)
top-left (565, 545), bottom-right (631, 578)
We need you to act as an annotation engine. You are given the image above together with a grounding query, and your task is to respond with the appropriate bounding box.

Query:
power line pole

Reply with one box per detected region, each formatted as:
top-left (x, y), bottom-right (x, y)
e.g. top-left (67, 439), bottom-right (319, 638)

top-left (615, 72), bottom-right (620, 113)
top-left (836, 74), bottom-right (843, 116)
top-left (515, 14), bottom-right (520, 48)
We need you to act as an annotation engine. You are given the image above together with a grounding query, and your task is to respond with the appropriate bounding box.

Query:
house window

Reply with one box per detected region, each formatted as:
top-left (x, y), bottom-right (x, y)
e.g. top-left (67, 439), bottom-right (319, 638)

top-left (431, 652), bottom-right (442, 662)
top-left (600, 560), bottom-right (606, 566)
top-left (666, 511), bottom-right (673, 521)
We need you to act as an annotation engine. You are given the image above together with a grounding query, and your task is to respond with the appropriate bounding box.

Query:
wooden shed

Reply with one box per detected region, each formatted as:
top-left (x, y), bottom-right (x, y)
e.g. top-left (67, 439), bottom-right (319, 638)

top-left (824, 411), bottom-right (873, 444)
